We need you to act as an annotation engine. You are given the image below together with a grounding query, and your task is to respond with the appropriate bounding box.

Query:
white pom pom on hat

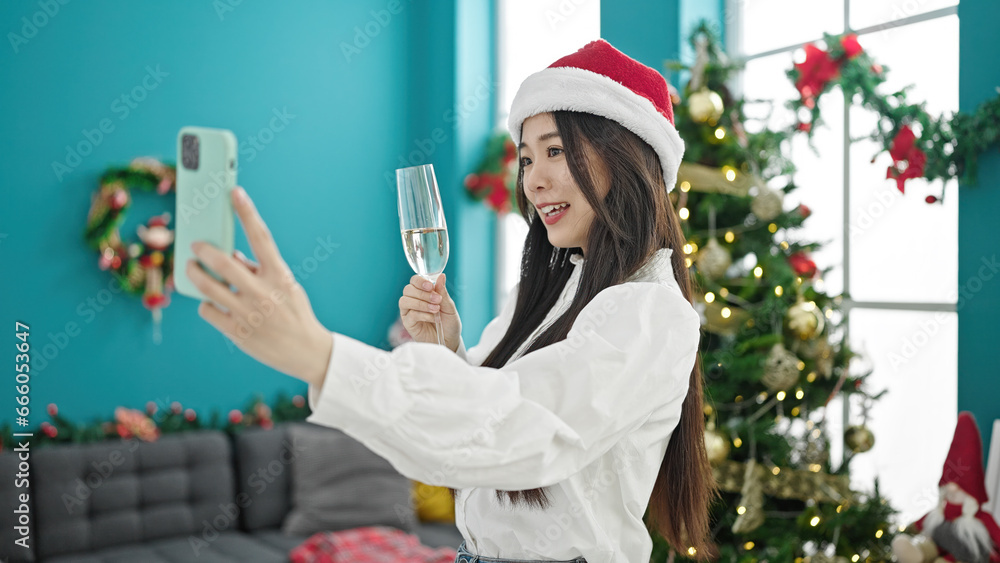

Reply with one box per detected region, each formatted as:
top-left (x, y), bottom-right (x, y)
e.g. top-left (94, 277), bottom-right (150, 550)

top-left (507, 39), bottom-right (685, 193)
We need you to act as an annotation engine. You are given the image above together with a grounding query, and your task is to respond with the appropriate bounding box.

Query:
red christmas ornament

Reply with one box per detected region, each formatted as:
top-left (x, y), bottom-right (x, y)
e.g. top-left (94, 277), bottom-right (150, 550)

top-left (788, 251), bottom-right (818, 279)
top-left (47, 403), bottom-right (58, 417)
top-left (111, 189), bottom-right (129, 210)
top-left (41, 422), bottom-right (58, 438)
top-left (886, 125), bottom-right (927, 193)
top-left (797, 122), bottom-right (812, 133)
top-left (798, 204), bottom-right (812, 219)
top-left (871, 63), bottom-right (883, 75)
top-left (925, 195), bottom-right (938, 204)
top-left (171, 401), bottom-right (183, 414)
top-left (184, 408), bottom-right (197, 421)
top-left (293, 395), bottom-right (306, 408)
top-left (228, 409), bottom-right (243, 424)
top-left (463, 173), bottom-right (481, 190)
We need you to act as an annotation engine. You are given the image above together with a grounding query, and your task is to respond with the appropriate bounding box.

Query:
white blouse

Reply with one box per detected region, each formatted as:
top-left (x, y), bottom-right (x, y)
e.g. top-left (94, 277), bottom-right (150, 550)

top-left (307, 247), bottom-right (701, 562)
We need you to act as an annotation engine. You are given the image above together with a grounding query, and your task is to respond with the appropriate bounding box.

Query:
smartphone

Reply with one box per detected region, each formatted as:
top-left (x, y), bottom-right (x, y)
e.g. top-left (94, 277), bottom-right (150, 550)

top-left (173, 126), bottom-right (238, 301)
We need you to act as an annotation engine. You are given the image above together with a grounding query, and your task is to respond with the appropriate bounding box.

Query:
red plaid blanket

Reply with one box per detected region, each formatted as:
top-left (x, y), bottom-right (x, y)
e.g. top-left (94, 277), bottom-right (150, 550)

top-left (289, 526), bottom-right (458, 563)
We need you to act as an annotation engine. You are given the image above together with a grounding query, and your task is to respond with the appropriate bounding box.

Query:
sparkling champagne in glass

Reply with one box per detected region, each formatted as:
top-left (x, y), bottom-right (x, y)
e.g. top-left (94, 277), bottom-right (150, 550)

top-left (396, 164), bottom-right (449, 346)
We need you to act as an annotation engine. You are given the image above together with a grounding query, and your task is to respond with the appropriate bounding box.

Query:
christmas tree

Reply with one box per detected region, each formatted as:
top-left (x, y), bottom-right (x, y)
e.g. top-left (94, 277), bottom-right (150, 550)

top-left (647, 21), bottom-right (898, 563)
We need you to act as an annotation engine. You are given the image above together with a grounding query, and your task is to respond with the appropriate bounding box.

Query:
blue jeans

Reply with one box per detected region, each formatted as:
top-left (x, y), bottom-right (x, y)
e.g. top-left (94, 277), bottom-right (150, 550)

top-left (454, 540), bottom-right (588, 563)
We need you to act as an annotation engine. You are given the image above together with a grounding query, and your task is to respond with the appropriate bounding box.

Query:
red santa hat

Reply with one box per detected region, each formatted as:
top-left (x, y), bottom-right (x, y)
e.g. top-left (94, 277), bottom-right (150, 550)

top-left (147, 213), bottom-right (171, 228)
top-left (507, 39), bottom-right (685, 193)
top-left (940, 411), bottom-right (990, 505)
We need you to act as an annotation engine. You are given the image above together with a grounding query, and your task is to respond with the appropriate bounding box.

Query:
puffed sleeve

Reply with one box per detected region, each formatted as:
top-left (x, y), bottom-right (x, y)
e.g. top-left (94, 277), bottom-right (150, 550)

top-left (455, 283), bottom-right (519, 366)
top-left (306, 281), bottom-right (700, 490)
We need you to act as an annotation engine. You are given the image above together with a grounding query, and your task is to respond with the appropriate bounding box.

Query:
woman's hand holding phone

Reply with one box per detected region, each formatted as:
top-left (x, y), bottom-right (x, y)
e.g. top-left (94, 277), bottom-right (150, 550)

top-left (399, 274), bottom-right (462, 353)
top-left (188, 187), bottom-right (333, 387)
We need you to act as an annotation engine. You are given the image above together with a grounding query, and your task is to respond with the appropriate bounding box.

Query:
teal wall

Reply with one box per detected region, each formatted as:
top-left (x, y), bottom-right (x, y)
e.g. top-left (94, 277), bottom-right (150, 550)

top-left (0, 0), bottom-right (495, 427)
top-left (958, 0), bottom-right (1000, 457)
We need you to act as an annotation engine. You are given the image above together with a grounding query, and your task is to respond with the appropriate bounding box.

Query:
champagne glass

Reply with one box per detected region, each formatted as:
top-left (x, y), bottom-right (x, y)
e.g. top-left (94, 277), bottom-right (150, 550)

top-left (396, 164), bottom-right (449, 346)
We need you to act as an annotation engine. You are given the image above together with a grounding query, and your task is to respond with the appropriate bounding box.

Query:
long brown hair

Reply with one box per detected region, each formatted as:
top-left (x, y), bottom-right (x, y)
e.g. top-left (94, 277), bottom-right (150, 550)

top-left (450, 111), bottom-right (719, 559)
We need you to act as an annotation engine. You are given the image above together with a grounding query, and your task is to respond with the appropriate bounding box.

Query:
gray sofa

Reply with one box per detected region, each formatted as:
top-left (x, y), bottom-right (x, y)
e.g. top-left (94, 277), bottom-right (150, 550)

top-left (0, 421), bottom-right (463, 562)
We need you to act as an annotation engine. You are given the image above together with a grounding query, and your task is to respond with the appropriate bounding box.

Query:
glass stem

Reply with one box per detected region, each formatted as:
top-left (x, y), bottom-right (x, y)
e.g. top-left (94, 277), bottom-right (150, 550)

top-left (432, 311), bottom-right (445, 346)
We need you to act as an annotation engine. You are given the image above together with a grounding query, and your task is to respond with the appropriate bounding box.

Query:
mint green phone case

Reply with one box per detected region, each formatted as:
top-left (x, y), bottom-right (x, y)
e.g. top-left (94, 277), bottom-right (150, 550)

top-left (173, 126), bottom-right (238, 301)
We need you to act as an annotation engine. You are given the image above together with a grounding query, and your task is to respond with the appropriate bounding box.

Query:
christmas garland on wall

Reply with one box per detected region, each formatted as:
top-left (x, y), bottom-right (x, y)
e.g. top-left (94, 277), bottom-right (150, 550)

top-left (787, 32), bottom-right (1000, 203)
top-left (84, 157), bottom-right (178, 341)
top-left (0, 392), bottom-right (310, 451)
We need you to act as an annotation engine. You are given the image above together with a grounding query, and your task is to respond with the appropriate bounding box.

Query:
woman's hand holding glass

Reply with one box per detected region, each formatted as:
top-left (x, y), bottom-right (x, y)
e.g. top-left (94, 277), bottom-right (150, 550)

top-left (398, 273), bottom-right (462, 353)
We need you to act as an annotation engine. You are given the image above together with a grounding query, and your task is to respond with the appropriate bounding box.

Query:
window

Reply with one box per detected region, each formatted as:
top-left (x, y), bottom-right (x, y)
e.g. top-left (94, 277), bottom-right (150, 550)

top-left (732, 0), bottom-right (958, 526)
top-left (495, 0), bottom-right (601, 311)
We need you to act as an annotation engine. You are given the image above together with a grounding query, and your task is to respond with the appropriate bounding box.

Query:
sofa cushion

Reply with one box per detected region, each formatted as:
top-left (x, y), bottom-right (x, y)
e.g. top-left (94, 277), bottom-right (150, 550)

top-left (31, 431), bottom-right (234, 560)
top-left (42, 531), bottom-right (290, 563)
top-left (251, 528), bottom-right (310, 555)
top-left (233, 424), bottom-right (293, 531)
top-left (281, 422), bottom-right (418, 537)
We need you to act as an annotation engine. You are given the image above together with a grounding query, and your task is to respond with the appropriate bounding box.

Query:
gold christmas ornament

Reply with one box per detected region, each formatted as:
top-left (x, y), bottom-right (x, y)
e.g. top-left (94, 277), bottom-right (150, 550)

top-left (792, 335), bottom-right (829, 360)
top-left (701, 299), bottom-right (750, 336)
top-left (845, 425), bottom-right (875, 453)
top-left (802, 430), bottom-right (830, 467)
top-left (786, 297), bottom-right (825, 340)
top-left (695, 237), bottom-right (731, 280)
top-left (761, 343), bottom-right (801, 392)
top-left (688, 88), bottom-right (725, 124)
top-left (731, 459), bottom-right (765, 534)
top-left (750, 183), bottom-right (784, 221)
top-left (705, 427), bottom-right (731, 465)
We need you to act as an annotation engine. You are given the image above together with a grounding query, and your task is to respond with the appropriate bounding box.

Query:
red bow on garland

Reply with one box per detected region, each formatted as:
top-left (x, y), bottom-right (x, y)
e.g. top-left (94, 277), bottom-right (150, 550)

top-left (885, 125), bottom-right (927, 193)
top-left (794, 34), bottom-right (864, 107)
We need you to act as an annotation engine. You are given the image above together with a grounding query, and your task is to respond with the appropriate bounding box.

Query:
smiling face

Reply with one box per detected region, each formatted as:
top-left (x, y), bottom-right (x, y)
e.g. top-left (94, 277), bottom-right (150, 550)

top-left (519, 112), bottom-right (608, 254)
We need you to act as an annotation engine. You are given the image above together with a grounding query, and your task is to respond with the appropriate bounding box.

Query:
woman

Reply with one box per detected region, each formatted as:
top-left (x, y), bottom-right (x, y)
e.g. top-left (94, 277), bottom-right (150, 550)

top-left (189, 39), bottom-right (718, 563)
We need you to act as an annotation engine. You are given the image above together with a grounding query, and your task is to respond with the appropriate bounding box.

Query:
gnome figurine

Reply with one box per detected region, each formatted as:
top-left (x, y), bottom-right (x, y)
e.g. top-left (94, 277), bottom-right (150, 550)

top-left (137, 213), bottom-right (174, 342)
top-left (893, 412), bottom-right (1000, 563)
